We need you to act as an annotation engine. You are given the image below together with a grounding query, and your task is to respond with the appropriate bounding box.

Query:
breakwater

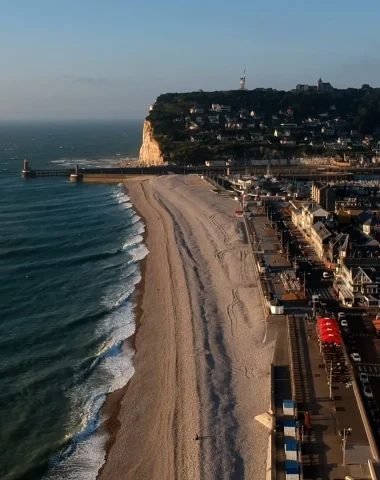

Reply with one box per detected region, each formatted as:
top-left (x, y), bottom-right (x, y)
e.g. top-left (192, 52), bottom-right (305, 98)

top-left (21, 159), bottom-right (380, 182)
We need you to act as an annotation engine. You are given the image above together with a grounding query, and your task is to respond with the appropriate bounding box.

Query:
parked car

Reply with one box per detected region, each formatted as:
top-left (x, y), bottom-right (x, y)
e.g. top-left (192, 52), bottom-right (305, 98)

top-left (338, 312), bottom-right (346, 318)
top-left (351, 353), bottom-right (362, 362)
top-left (341, 319), bottom-right (348, 327)
top-left (323, 271), bottom-right (331, 279)
top-left (364, 387), bottom-right (374, 399)
top-left (359, 373), bottom-right (370, 385)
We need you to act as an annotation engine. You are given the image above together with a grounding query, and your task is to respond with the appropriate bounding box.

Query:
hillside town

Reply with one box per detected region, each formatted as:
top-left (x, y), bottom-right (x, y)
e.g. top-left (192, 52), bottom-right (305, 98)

top-left (148, 78), bottom-right (380, 166)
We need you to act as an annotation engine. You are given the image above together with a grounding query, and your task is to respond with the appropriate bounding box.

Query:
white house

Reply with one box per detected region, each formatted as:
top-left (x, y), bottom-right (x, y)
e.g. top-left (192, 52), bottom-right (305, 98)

top-left (337, 258), bottom-right (380, 307)
top-left (337, 137), bottom-right (351, 147)
top-left (208, 114), bottom-right (219, 124)
top-left (280, 139), bottom-right (296, 146)
top-left (236, 134), bottom-right (247, 142)
top-left (321, 127), bottom-right (335, 136)
top-left (225, 122), bottom-right (244, 129)
top-left (190, 106), bottom-right (204, 114)
top-left (211, 104), bottom-right (231, 112)
top-left (300, 202), bottom-right (329, 236)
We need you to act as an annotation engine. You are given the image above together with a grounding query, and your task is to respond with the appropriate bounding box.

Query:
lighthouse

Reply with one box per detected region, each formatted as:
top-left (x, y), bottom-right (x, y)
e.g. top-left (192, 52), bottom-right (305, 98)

top-left (240, 70), bottom-right (246, 90)
top-left (22, 158), bottom-right (31, 178)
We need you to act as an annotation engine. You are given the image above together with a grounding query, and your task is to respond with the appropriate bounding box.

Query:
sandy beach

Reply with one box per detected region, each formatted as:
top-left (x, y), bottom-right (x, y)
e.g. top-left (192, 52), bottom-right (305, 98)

top-left (98, 174), bottom-right (275, 480)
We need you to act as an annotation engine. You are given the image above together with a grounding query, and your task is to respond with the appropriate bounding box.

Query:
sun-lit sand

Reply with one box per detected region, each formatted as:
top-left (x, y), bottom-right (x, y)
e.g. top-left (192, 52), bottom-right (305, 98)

top-left (98, 175), bottom-right (275, 480)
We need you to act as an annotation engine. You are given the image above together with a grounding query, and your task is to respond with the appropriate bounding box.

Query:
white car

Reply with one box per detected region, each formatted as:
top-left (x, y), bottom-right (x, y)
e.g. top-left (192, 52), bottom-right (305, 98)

top-left (364, 387), bottom-right (374, 399)
top-left (359, 373), bottom-right (370, 385)
top-left (338, 312), bottom-right (346, 318)
top-left (341, 319), bottom-right (348, 327)
top-left (351, 353), bottom-right (362, 362)
top-left (322, 272), bottom-right (330, 279)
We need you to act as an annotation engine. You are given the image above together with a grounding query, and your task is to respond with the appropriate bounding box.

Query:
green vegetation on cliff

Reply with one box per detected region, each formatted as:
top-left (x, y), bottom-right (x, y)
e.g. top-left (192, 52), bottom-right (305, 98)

top-left (145, 87), bottom-right (380, 164)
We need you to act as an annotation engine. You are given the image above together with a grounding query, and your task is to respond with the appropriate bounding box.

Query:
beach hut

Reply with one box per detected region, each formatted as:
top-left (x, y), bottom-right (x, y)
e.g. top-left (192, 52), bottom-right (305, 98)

top-left (284, 419), bottom-right (297, 438)
top-left (270, 298), bottom-right (284, 315)
top-left (283, 400), bottom-right (295, 417)
top-left (258, 260), bottom-right (267, 274)
top-left (285, 460), bottom-right (300, 480)
top-left (284, 438), bottom-right (298, 461)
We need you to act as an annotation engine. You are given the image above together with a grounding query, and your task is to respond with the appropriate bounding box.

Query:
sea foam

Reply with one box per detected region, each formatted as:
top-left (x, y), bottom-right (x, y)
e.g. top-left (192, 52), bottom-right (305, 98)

top-left (123, 234), bottom-right (144, 250)
top-left (44, 186), bottom-right (147, 480)
top-left (128, 244), bottom-right (149, 263)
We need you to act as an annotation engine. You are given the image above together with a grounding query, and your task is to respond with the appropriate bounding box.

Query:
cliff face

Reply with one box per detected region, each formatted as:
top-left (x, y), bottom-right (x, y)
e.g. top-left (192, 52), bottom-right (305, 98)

top-left (139, 120), bottom-right (165, 165)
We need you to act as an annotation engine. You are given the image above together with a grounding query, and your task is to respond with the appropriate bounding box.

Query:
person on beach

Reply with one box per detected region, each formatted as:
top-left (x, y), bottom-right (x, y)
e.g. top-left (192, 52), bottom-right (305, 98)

top-left (195, 434), bottom-right (199, 441)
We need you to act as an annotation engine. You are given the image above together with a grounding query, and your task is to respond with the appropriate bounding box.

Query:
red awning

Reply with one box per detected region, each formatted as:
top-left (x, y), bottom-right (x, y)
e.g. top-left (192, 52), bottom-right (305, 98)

top-left (317, 317), bottom-right (341, 344)
top-left (320, 332), bottom-right (342, 344)
top-left (319, 327), bottom-right (340, 335)
top-left (319, 323), bottom-right (339, 331)
top-left (318, 318), bottom-right (338, 328)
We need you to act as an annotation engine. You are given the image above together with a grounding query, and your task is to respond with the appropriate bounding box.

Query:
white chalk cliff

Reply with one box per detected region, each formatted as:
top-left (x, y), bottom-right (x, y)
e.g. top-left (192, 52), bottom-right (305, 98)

top-left (139, 120), bottom-right (166, 165)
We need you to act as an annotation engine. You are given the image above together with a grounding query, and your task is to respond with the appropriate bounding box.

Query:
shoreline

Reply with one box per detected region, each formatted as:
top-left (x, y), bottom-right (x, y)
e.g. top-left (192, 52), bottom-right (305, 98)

top-left (98, 175), bottom-right (273, 480)
top-left (96, 183), bottom-right (148, 478)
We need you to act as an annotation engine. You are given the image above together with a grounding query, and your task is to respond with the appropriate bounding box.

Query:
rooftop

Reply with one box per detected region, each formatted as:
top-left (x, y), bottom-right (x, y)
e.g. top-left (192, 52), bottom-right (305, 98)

top-left (311, 221), bottom-right (332, 241)
top-left (343, 257), bottom-right (380, 268)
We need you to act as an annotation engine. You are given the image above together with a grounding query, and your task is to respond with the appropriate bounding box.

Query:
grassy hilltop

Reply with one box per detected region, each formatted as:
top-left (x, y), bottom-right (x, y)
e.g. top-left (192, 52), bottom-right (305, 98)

top-left (145, 87), bottom-right (380, 164)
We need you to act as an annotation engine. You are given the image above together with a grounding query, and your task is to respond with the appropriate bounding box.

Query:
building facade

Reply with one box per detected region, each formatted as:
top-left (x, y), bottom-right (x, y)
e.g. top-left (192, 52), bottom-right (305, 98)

top-left (311, 182), bottom-right (336, 211)
top-left (335, 258), bottom-right (380, 307)
top-left (310, 221), bottom-right (332, 259)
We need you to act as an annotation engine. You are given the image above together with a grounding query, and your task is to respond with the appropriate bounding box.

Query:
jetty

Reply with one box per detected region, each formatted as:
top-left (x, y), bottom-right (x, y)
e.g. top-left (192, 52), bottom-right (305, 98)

top-left (20, 159), bottom-right (380, 183)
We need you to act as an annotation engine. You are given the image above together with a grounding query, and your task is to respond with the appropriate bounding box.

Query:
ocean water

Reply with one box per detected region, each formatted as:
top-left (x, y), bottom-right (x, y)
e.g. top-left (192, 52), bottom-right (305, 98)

top-left (0, 121), bottom-right (147, 479)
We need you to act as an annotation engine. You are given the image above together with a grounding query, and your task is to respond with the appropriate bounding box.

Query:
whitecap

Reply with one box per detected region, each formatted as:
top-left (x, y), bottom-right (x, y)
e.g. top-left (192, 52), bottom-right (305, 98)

top-left (101, 270), bottom-right (140, 310)
top-left (128, 244), bottom-right (149, 263)
top-left (113, 281), bottom-right (140, 308)
top-left (122, 234), bottom-right (143, 250)
top-left (44, 184), bottom-right (148, 480)
top-left (119, 202), bottom-right (133, 209)
top-left (45, 346), bottom-right (135, 480)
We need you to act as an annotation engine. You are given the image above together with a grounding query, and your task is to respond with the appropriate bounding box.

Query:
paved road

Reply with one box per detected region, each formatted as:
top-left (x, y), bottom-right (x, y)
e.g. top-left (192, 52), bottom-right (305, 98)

top-left (306, 287), bottom-right (336, 301)
top-left (286, 314), bottom-right (369, 478)
top-left (252, 200), bottom-right (376, 470)
top-left (272, 316), bottom-right (292, 480)
top-left (338, 310), bottom-right (380, 450)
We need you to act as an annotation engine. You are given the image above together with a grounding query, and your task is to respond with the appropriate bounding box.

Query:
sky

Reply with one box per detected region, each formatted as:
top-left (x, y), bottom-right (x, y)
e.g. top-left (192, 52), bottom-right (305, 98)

top-left (1, 0), bottom-right (380, 120)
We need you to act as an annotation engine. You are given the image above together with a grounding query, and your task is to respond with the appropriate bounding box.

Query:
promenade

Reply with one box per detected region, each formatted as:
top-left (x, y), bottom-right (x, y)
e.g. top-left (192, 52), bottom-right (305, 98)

top-left (248, 201), bottom-right (374, 480)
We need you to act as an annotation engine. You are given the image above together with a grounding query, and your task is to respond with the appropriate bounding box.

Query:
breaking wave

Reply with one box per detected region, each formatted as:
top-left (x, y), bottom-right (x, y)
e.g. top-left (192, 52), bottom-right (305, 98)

top-left (43, 185), bottom-right (147, 479)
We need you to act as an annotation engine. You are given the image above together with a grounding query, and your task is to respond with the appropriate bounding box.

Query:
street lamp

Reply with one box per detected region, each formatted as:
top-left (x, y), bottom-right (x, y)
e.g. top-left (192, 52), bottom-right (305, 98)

top-left (328, 360), bottom-right (333, 400)
top-left (303, 271), bottom-right (311, 295)
top-left (312, 294), bottom-right (320, 319)
top-left (341, 428), bottom-right (352, 466)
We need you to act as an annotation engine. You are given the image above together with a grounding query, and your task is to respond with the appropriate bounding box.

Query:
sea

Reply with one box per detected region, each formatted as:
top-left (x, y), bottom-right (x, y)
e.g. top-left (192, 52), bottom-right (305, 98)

top-left (0, 120), bottom-right (147, 480)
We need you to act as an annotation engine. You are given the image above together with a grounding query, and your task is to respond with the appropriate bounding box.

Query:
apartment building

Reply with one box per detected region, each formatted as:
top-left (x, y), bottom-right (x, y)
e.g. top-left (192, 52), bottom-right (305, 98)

top-left (335, 258), bottom-right (380, 307)
top-left (311, 182), bottom-right (336, 211)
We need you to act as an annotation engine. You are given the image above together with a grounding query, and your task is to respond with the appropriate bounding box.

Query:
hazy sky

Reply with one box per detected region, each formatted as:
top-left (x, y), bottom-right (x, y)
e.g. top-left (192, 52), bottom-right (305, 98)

top-left (1, 0), bottom-right (380, 120)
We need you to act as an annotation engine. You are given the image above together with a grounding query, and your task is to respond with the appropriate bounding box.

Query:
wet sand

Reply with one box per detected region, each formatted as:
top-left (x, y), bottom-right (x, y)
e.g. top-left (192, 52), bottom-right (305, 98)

top-left (98, 175), bottom-right (275, 480)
